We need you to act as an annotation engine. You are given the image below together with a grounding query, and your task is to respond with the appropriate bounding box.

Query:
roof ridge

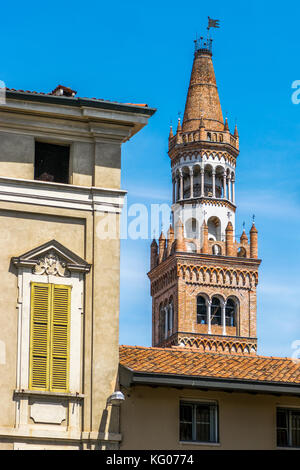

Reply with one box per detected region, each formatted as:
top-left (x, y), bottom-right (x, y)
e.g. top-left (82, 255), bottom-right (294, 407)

top-left (5, 88), bottom-right (150, 108)
top-left (119, 345), bottom-right (295, 362)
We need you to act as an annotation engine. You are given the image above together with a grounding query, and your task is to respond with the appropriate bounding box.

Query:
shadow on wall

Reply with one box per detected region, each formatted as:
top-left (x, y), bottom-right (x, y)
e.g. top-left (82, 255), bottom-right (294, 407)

top-left (95, 377), bottom-right (121, 450)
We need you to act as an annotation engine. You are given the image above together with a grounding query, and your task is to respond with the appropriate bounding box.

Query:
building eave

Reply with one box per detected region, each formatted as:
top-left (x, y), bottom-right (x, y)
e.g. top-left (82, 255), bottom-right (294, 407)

top-left (119, 365), bottom-right (300, 397)
top-left (2, 91), bottom-right (156, 142)
top-left (5, 90), bottom-right (156, 117)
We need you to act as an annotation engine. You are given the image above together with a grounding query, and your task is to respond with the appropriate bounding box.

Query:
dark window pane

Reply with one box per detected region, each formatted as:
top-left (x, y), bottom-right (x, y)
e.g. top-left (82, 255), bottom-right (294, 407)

top-left (34, 142), bottom-right (70, 184)
top-left (196, 404), bottom-right (210, 423)
top-left (225, 299), bottom-right (235, 327)
top-left (196, 404), bottom-right (211, 442)
top-left (180, 404), bottom-right (193, 422)
top-left (277, 429), bottom-right (288, 447)
top-left (277, 408), bottom-right (300, 448)
top-left (291, 411), bottom-right (300, 447)
top-left (180, 404), bottom-right (193, 441)
top-left (277, 409), bottom-right (288, 428)
top-left (211, 298), bottom-right (221, 325)
top-left (180, 422), bottom-right (193, 441)
top-left (291, 430), bottom-right (300, 448)
top-left (197, 296), bottom-right (207, 324)
top-left (196, 422), bottom-right (210, 442)
top-left (196, 404), bottom-right (216, 443)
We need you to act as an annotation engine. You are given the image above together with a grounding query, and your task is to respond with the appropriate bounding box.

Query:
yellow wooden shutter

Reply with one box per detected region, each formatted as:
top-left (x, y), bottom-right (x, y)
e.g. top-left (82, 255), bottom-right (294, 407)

top-left (29, 283), bottom-right (51, 390)
top-left (50, 285), bottom-right (71, 392)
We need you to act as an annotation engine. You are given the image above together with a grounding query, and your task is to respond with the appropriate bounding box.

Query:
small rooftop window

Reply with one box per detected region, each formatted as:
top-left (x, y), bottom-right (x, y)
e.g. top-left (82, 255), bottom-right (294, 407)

top-left (34, 142), bottom-right (70, 184)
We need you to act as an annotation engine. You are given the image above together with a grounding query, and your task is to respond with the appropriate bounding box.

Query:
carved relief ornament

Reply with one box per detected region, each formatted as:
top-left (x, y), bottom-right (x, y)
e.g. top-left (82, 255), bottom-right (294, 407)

top-left (33, 251), bottom-right (70, 277)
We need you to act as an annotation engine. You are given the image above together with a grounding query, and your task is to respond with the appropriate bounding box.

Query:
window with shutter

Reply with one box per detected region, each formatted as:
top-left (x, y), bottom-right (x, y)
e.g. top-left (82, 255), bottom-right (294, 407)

top-left (29, 283), bottom-right (51, 390)
top-left (29, 282), bottom-right (71, 392)
top-left (50, 285), bottom-right (70, 392)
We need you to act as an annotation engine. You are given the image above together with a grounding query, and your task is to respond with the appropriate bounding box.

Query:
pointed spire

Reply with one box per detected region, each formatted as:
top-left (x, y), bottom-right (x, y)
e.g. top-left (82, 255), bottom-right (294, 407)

top-left (224, 117), bottom-right (229, 132)
top-left (150, 238), bottom-right (158, 270)
top-left (167, 223), bottom-right (174, 237)
top-left (158, 231), bottom-right (166, 263)
top-left (175, 218), bottom-right (186, 252)
top-left (226, 221), bottom-right (233, 231)
top-left (167, 224), bottom-right (175, 257)
top-left (234, 124), bottom-right (239, 137)
top-left (151, 238), bottom-right (158, 247)
top-left (201, 220), bottom-right (208, 254)
top-left (250, 223), bottom-right (258, 258)
top-left (182, 47), bottom-right (223, 132)
top-left (225, 221), bottom-right (234, 256)
top-left (169, 125), bottom-right (174, 139)
top-left (177, 117), bottom-right (182, 133)
top-left (240, 230), bottom-right (248, 244)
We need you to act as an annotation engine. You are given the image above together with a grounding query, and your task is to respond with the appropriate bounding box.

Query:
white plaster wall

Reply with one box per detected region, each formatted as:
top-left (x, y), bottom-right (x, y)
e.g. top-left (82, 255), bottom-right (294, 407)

top-left (173, 202), bottom-right (235, 243)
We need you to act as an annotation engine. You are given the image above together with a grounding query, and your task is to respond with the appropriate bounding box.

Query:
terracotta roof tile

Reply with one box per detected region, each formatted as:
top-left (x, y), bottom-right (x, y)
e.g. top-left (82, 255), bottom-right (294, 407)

top-left (4, 86), bottom-right (148, 107)
top-left (119, 345), bottom-right (300, 385)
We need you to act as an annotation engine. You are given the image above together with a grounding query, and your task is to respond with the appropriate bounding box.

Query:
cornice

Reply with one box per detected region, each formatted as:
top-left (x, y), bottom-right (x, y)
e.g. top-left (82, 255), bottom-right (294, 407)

top-left (0, 176), bottom-right (126, 213)
top-left (169, 140), bottom-right (239, 161)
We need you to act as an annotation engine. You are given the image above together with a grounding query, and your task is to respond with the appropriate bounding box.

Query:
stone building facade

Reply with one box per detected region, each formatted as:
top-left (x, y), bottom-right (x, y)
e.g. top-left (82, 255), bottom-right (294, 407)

top-left (0, 85), bottom-right (155, 449)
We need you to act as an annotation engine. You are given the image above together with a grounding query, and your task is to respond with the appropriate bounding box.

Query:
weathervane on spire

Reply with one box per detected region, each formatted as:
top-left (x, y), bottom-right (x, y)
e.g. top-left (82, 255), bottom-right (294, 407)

top-left (207, 16), bottom-right (220, 40)
top-left (194, 17), bottom-right (220, 54)
top-left (207, 17), bottom-right (220, 31)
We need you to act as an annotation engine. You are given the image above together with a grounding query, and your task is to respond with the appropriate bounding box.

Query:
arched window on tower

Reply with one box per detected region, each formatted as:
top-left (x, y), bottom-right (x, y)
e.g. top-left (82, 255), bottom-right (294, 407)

top-left (159, 304), bottom-right (165, 342)
top-left (237, 247), bottom-right (246, 258)
top-left (197, 295), bottom-right (207, 324)
top-left (186, 242), bottom-right (197, 253)
top-left (207, 216), bottom-right (221, 241)
top-left (168, 298), bottom-right (174, 335)
top-left (185, 218), bottom-right (198, 239)
top-left (225, 298), bottom-right (236, 327)
top-left (211, 297), bottom-right (222, 325)
top-left (212, 244), bottom-right (222, 256)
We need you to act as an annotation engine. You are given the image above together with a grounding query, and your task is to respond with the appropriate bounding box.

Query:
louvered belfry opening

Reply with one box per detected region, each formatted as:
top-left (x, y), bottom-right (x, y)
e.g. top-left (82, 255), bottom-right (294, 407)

top-left (30, 283), bottom-right (70, 392)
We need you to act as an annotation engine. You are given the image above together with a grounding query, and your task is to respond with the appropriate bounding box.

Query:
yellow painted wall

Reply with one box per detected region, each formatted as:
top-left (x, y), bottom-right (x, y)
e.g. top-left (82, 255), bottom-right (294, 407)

top-left (120, 385), bottom-right (300, 450)
top-left (0, 207), bottom-right (85, 428)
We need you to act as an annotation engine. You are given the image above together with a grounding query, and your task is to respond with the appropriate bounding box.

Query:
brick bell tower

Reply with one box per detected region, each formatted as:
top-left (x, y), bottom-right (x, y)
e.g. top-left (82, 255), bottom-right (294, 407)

top-left (148, 37), bottom-right (261, 355)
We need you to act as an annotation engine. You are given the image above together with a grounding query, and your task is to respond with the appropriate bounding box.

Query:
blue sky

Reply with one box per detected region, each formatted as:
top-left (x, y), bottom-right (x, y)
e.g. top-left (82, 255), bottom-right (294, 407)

top-left (1, 0), bottom-right (300, 357)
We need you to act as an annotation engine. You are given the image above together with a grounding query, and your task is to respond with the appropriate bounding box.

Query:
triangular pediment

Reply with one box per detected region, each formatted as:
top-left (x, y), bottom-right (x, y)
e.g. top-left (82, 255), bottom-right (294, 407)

top-left (12, 239), bottom-right (91, 275)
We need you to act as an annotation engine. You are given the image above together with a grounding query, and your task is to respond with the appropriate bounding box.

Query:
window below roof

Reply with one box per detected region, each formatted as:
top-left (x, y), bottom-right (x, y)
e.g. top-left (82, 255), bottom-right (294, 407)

top-left (180, 401), bottom-right (218, 444)
top-left (277, 408), bottom-right (300, 448)
top-left (34, 141), bottom-right (70, 184)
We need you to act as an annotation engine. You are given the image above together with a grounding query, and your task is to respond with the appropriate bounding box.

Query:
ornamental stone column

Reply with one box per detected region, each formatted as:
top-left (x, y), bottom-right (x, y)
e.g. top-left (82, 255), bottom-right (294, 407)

top-left (227, 175), bottom-right (232, 201)
top-left (222, 301), bottom-right (226, 336)
top-left (172, 178), bottom-right (175, 203)
top-left (164, 307), bottom-right (168, 339)
top-left (232, 177), bottom-right (235, 204)
top-left (223, 172), bottom-right (227, 199)
top-left (212, 168), bottom-right (216, 198)
top-left (189, 166), bottom-right (194, 199)
top-left (207, 299), bottom-right (212, 334)
top-left (179, 169), bottom-right (183, 200)
top-left (201, 167), bottom-right (205, 197)
top-left (169, 303), bottom-right (173, 333)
